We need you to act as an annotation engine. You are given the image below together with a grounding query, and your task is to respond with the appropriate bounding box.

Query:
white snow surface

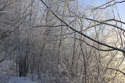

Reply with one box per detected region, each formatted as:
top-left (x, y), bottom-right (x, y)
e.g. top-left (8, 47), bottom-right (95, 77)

top-left (8, 77), bottom-right (38, 83)
top-left (0, 60), bottom-right (40, 83)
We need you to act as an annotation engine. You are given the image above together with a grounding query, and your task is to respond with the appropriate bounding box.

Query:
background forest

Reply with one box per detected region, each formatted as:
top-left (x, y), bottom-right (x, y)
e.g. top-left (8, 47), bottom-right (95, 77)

top-left (0, 0), bottom-right (125, 83)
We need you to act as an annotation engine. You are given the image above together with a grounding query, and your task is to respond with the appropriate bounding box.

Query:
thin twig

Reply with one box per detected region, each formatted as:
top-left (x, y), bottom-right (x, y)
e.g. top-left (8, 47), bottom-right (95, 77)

top-left (40, 0), bottom-right (125, 53)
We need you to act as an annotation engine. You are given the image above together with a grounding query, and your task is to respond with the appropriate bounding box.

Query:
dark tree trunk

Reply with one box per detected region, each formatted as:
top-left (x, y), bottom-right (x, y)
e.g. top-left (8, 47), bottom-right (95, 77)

top-left (18, 57), bottom-right (29, 77)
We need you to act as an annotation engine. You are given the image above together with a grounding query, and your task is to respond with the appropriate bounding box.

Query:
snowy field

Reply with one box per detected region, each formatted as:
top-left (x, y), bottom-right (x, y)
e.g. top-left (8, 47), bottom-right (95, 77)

top-left (0, 60), bottom-right (70, 83)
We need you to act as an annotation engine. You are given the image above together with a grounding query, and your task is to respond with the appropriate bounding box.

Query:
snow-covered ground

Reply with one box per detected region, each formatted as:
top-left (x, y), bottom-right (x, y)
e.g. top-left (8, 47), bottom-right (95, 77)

top-left (0, 60), bottom-right (39, 83)
top-left (0, 60), bottom-right (70, 83)
top-left (8, 77), bottom-right (38, 83)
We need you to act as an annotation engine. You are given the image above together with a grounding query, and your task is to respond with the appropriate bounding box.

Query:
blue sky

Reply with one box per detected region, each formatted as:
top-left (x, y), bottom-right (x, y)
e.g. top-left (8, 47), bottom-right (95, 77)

top-left (79, 0), bottom-right (125, 19)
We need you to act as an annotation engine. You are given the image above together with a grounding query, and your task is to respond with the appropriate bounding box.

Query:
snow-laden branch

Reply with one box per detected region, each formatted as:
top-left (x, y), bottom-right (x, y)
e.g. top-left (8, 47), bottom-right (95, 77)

top-left (107, 68), bottom-right (125, 76)
top-left (93, 0), bottom-right (125, 10)
top-left (40, 0), bottom-right (125, 53)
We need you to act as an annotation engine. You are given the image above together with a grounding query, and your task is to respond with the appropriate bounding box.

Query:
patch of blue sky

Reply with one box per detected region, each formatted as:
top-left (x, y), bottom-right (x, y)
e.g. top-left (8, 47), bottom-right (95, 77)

top-left (78, 0), bottom-right (125, 18)
top-left (78, 0), bottom-right (125, 29)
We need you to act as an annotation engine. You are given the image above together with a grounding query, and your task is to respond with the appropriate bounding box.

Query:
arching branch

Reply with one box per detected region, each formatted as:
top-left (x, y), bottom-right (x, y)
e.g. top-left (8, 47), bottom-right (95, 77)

top-left (40, 0), bottom-right (125, 54)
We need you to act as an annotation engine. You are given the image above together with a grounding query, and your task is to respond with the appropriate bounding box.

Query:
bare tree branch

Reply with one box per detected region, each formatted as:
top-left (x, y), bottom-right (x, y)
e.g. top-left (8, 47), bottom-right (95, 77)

top-left (107, 68), bottom-right (125, 76)
top-left (72, 37), bottom-right (115, 51)
top-left (40, 0), bottom-right (125, 53)
top-left (83, 18), bottom-right (125, 31)
top-left (93, 0), bottom-right (125, 10)
top-left (84, 18), bottom-right (125, 32)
